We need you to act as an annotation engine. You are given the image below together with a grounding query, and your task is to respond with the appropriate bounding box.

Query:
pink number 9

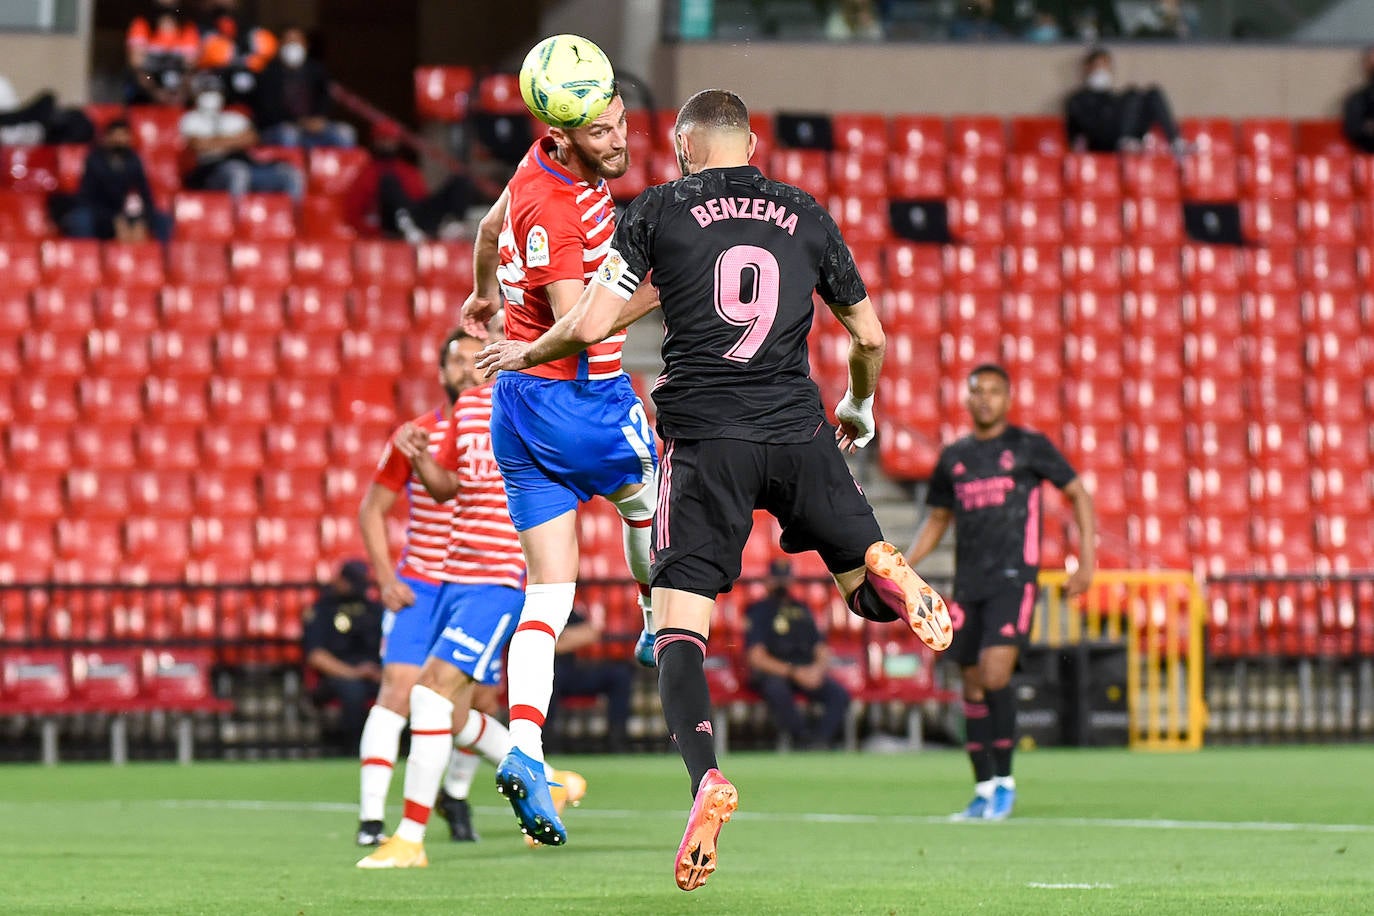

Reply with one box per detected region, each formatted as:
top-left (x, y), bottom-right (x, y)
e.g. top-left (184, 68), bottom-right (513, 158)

top-left (713, 244), bottom-right (781, 363)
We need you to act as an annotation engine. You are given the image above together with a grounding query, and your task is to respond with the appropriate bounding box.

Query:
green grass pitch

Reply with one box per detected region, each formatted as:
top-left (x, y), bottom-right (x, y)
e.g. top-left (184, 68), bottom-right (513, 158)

top-left (2, 746), bottom-right (1370, 914)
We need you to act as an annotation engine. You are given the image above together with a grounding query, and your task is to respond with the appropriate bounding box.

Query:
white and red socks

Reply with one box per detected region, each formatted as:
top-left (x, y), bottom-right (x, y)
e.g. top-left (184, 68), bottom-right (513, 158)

top-left (358, 704), bottom-right (406, 823)
top-left (611, 486), bottom-right (656, 635)
top-left (505, 582), bottom-right (576, 762)
top-left (442, 748), bottom-right (481, 800)
top-left (455, 708), bottom-right (558, 779)
top-left (394, 684), bottom-right (455, 844)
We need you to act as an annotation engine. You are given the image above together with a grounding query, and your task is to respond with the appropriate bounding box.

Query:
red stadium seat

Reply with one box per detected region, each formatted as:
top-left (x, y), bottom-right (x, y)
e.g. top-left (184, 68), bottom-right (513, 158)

top-left (1062, 244), bottom-right (1121, 291)
top-left (143, 375), bottom-right (209, 425)
top-left (1063, 153), bottom-right (1121, 199)
top-left (945, 244), bottom-right (1002, 291)
top-left (770, 149), bottom-right (829, 198)
top-left (340, 329), bottom-right (405, 377)
top-left (884, 241), bottom-right (944, 292)
top-left (40, 239), bottom-right (102, 285)
top-left (307, 147), bottom-right (371, 196)
top-left (1297, 151), bottom-right (1354, 200)
top-left (1061, 419), bottom-right (1125, 468)
top-left (236, 193), bottom-right (296, 240)
top-left (0, 145), bottom-right (57, 193)
top-left (0, 287), bottom-right (27, 336)
top-left (66, 468), bottom-right (132, 518)
top-left (414, 65), bottom-right (474, 121)
top-left (831, 113), bottom-right (890, 157)
top-left (1181, 118), bottom-right (1237, 158)
top-left (270, 378), bottom-right (334, 424)
top-left (886, 153), bottom-right (945, 198)
top-left (284, 285), bottom-right (349, 333)
top-left (476, 72), bottom-right (526, 115)
top-left (1238, 155), bottom-right (1296, 199)
top-left (879, 288), bottom-right (942, 338)
top-left (127, 468), bottom-right (193, 517)
top-left (1122, 245), bottom-right (1182, 292)
top-left (147, 329), bottom-right (215, 379)
top-left (221, 284), bottom-right (287, 331)
top-left (298, 193), bottom-right (354, 240)
top-left (214, 330), bottom-right (279, 379)
top-left (1294, 119), bottom-right (1347, 156)
top-left (30, 286), bottom-right (95, 332)
top-left (948, 155), bottom-right (1004, 198)
top-left (228, 240), bottom-right (293, 285)
top-left (1237, 118), bottom-right (1295, 161)
top-left (1006, 153), bottom-right (1063, 200)
top-left (1121, 153), bottom-right (1182, 200)
top-left (414, 240), bottom-right (474, 288)
top-left (0, 240), bottom-right (40, 286)
top-left (1005, 199), bottom-right (1066, 245)
top-left (1122, 196), bottom-right (1184, 244)
top-left (74, 377), bottom-right (141, 425)
top-left (0, 468), bottom-right (64, 522)
top-left (328, 421), bottom-right (392, 466)
top-left (1181, 155), bottom-right (1239, 201)
top-left (1064, 331), bottom-right (1124, 378)
top-left (1184, 288), bottom-right (1243, 337)
top-left (127, 105), bottom-right (186, 152)
top-left (1241, 247), bottom-right (1298, 293)
top-left (263, 423), bottom-right (331, 471)
top-left (102, 242), bottom-right (165, 288)
top-left (877, 422), bottom-right (941, 480)
top-left (173, 192), bottom-right (236, 241)
top-left (291, 240), bottom-right (354, 286)
top-left (1063, 198), bottom-right (1123, 245)
top-left (6, 420), bottom-right (74, 472)
top-left (947, 116), bottom-right (1004, 159)
top-left (830, 193), bottom-right (891, 243)
top-left (830, 153), bottom-right (887, 196)
top-left (208, 376), bottom-right (273, 425)
top-left (1008, 116), bottom-right (1065, 157)
top-left (1298, 245), bottom-right (1358, 291)
top-left (54, 518), bottom-right (124, 571)
top-left (165, 242), bottom-right (229, 286)
top-left (260, 468), bottom-right (326, 517)
top-left (1005, 243), bottom-right (1062, 292)
top-left (199, 421), bottom-right (268, 471)
top-left (1297, 198), bottom-right (1357, 244)
top-left (123, 517), bottom-right (190, 583)
top-left (1240, 197), bottom-right (1297, 245)
top-left (0, 191), bottom-right (54, 239)
top-left (1065, 289), bottom-right (1124, 341)
top-left (55, 144), bottom-right (87, 194)
top-left (10, 376), bottom-right (77, 424)
top-left (947, 196), bottom-right (1004, 245)
top-left (20, 329), bottom-right (85, 379)
top-left (889, 115), bottom-right (946, 158)
top-left (141, 147), bottom-right (181, 205)
top-left (1183, 244), bottom-right (1242, 291)
top-left (335, 376), bottom-right (398, 423)
top-left (277, 330), bottom-right (341, 379)
top-left (134, 424), bottom-right (201, 471)
top-left (353, 240), bottom-right (416, 288)
top-left (351, 285), bottom-right (412, 332)
top-left (187, 518), bottom-right (256, 581)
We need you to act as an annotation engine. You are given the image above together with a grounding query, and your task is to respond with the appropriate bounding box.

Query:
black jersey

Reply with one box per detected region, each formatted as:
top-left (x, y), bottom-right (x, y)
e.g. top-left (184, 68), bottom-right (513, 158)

top-left (926, 426), bottom-right (1078, 600)
top-left (594, 165), bottom-right (867, 443)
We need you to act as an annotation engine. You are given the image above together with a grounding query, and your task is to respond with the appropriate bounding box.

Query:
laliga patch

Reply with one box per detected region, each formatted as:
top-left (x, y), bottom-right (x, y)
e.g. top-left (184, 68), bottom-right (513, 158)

top-left (526, 225), bottom-right (550, 267)
top-left (599, 250), bottom-right (626, 285)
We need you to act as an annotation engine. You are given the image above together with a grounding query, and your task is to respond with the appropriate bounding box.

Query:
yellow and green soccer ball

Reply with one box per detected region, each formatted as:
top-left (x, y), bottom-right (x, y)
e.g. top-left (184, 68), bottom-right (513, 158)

top-left (519, 34), bottom-right (616, 129)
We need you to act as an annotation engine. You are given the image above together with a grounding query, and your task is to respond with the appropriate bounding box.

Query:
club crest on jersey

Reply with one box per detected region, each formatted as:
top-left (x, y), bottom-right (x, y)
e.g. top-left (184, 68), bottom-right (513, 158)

top-left (952, 461), bottom-right (967, 477)
top-left (999, 450), bottom-right (1015, 471)
top-left (599, 250), bottom-right (626, 284)
top-left (526, 225), bottom-right (550, 267)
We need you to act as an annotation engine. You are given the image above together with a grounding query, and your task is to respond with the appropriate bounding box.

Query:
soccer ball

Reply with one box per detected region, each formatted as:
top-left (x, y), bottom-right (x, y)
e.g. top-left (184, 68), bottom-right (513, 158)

top-left (519, 34), bottom-right (616, 129)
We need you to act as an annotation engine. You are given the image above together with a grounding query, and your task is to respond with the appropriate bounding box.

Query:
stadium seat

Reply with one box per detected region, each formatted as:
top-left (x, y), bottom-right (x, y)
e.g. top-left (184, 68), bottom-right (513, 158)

top-left (1297, 198), bottom-right (1357, 244)
top-left (307, 147), bottom-right (370, 196)
top-left (414, 65), bottom-right (474, 121)
top-left (1121, 152), bottom-right (1182, 199)
top-left (1240, 197), bottom-right (1298, 245)
top-left (0, 468), bottom-right (64, 521)
top-left (0, 191), bottom-right (54, 238)
top-left (335, 376), bottom-right (398, 423)
top-left (1061, 420), bottom-right (1125, 469)
top-left (1183, 288), bottom-right (1244, 339)
top-left (884, 241), bottom-right (943, 292)
top-left (1063, 289), bottom-right (1124, 339)
top-left (350, 284), bottom-right (412, 332)
top-left (1008, 116), bottom-right (1065, 157)
top-left (66, 467), bottom-right (132, 518)
top-left (271, 378), bottom-right (334, 424)
top-left (0, 518), bottom-right (56, 581)
top-left (947, 197), bottom-right (1005, 245)
top-left (948, 155), bottom-right (1004, 198)
top-left (73, 377), bottom-right (140, 426)
top-left (228, 240), bottom-right (293, 285)
top-left (1121, 244), bottom-right (1183, 292)
top-left (1180, 117), bottom-right (1237, 158)
top-left (207, 376), bottom-right (273, 425)
top-left (877, 422), bottom-right (941, 480)
top-left (40, 239), bottom-right (103, 286)
top-left (199, 425), bottom-right (267, 471)
top-left (221, 284), bottom-right (287, 331)
top-left (1181, 155), bottom-right (1239, 201)
top-left (143, 376), bottom-right (209, 425)
top-left (54, 518), bottom-right (124, 571)
top-left (277, 330), bottom-right (342, 379)
top-left (1183, 244), bottom-right (1242, 291)
top-left (411, 287), bottom-right (461, 337)
top-left (0, 145), bottom-right (58, 193)
top-left (830, 193), bottom-right (891, 243)
top-left (173, 192), bottom-right (236, 241)
top-left (147, 329), bottom-right (216, 379)
top-left (1063, 153), bottom-right (1121, 199)
top-left (1064, 331), bottom-right (1124, 379)
top-left (124, 517), bottom-right (191, 583)
top-left (878, 289), bottom-right (942, 340)
top-left (263, 423), bottom-right (331, 471)
top-left (10, 376), bottom-right (77, 425)
top-left (0, 288), bottom-right (28, 337)
top-left (0, 240), bottom-right (41, 287)
top-left (476, 72), bottom-right (526, 115)
top-left (284, 285), bottom-right (349, 334)
top-left (102, 242), bottom-right (165, 288)
top-left (948, 116), bottom-right (1005, 159)
top-left (54, 144), bottom-right (87, 194)
top-left (6, 420), bottom-right (73, 472)
top-left (127, 105), bottom-right (185, 151)
top-left (413, 240), bottom-right (474, 288)
top-left (1241, 247), bottom-right (1299, 293)
top-left (187, 518), bottom-right (256, 581)
top-left (1298, 151), bottom-right (1355, 201)
top-left (165, 242), bottom-right (230, 286)
top-left (236, 193), bottom-right (296, 240)
top-left (889, 115), bottom-right (946, 158)
top-left (1062, 244), bottom-right (1122, 291)
top-left (886, 153), bottom-right (945, 197)
top-left (945, 244), bottom-right (1003, 292)
top-left (1006, 153), bottom-right (1063, 200)
top-left (259, 469), bottom-right (326, 518)
top-left (353, 240), bottom-right (416, 288)
top-left (830, 113), bottom-right (890, 157)
top-left (298, 193), bottom-right (354, 240)
top-left (1063, 198), bottom-right (1123, 245)
top-left (20, 329), bottom-right (85, 379)
top-left (127, 467), bottom-right (194, 518)
top-left (319, 514), bottom-right (365, 565)
top-left (1238, 153), bottom-right (1297, 200)
top-left (134, 423), bottom-right (201, 471)
top-left (1005, 244), bottom-right (1062, 291)
top-left (141, 147), bottom-right (181, 205)
top-left (291, 240), bottom-right (354, 287)
top-left (328, 421), bottom-right (393, 465)
top-left (770, 149), bottom-right (829, 198)
top-left (1294, 119), bottom-right (1347, 156)
top-left (214, 330), bottom-right (279, 379)
top-left (1298, 244), bottom-right (1358, 290)
top-left (1122, 197), bottom-right (1184, 244)
top-left (192, 470), bottom-right (259, 524)
top-left (830, 152), bottom-right (887, 196)
top-left (30, 286), bottom-right (95, 332)
top-left (1005, 200), bottom-right (1064, 246)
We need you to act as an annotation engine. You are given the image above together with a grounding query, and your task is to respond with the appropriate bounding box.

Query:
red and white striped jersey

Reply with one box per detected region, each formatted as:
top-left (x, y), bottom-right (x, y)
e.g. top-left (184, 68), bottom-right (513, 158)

top-left (435, 382), bottom-right (526, 589)
top-left (497, 136), bottom-right (626, 381)
top-left (373, 407), bottom-right (455, 583)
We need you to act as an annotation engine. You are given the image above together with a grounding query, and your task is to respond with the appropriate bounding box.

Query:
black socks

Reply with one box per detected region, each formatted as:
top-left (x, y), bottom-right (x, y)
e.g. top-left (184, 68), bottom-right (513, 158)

top-left (655, 628), bottom-right (719, 797)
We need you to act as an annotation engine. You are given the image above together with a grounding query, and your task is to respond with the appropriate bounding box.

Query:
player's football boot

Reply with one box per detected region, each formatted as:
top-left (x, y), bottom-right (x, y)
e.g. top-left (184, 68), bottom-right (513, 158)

top-left (952, 795), bottom-right (990, 821)
top-left (863, 541), bottom-right (953, 651)
top-left (496, 748), bottom-right (567, 846)
top-left (674, 768), bottom-right (738, 892)
top-left (634, 628), bottom-right (657, 668)
top-left (525, 769), bottom-right (588, 847)
top-left (355, 835), bottom-right (428, 869)
top-left (986, 784), bottom-right (1016, 821)
top-left (355, 819), bottom-right (386, 846)
top-left (436, 790), bottom-right (478, 842)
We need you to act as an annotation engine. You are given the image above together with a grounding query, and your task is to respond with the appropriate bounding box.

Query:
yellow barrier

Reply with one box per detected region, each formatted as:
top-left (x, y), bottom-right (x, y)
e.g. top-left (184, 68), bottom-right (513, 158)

top-left (1034, 569), bottom-right (1206, 751)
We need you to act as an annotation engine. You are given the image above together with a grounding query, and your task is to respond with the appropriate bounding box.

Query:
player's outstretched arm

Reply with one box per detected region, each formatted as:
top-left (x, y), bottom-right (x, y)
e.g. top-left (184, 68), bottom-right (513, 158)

top-left (1062, 478), bottom-right (1097, 597)
top-left (461, 188), bottom-right (510, 336)
top-left (826, 295), bottom-right (886, 452)
top-left (476, 280), bottom-right (633, 375)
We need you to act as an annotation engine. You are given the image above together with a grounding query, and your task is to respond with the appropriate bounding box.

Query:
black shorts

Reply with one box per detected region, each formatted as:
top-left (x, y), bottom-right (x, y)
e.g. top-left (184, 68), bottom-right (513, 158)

top-left (650, 430), bottom-right (883, 598)
top-left (947, 581), bottom-right (1038, 668)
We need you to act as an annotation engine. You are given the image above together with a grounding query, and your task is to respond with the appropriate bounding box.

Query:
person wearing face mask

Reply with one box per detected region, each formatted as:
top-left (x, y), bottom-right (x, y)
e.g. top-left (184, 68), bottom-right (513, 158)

top-left (180, 71), bottom-right (305, 200)
top-left (252, 26), bottom-right (354, 149)
top-left (303, 560), bottom-right (386, 754)
top-left (343, 120), bottom-right (475, 241)
top-left (1342, 46), bottom-right (1374, 154)
top-left (1065, 47), bottom-right (1185, 155)
top-left (58, 119), bottom-right (172, 243)
top-left (126, 0), bottom-right (200, 106)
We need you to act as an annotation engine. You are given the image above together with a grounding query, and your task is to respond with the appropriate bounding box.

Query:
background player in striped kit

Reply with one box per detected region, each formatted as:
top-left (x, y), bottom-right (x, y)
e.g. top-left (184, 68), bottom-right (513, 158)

top-left (461, 91), bottom-right (661, 847)
top-left (358, 325), bottom-right (583, 869)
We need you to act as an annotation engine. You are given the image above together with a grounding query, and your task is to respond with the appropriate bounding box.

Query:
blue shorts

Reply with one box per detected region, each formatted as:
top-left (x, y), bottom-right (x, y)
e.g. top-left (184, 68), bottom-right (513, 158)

top-left (427, 584), bottom-right (524, 686)
top-left (380, 575), bottom-right (451, 667)
top-left (490, 372), bottom-right (658, 531)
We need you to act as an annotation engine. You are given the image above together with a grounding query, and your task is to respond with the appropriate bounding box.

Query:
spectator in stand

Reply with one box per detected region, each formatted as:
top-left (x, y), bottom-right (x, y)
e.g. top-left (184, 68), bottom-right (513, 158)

top-left (1342, 46), bottom-right (1374, 154)
top-left (1023, 10), bottom-right (1063, 41)
top-left (252, 26), bottom-right (355, 149)
top-left (0, 73), bottom-right (91, 146)
top-left (180, 71), bottom-right (304, 200)
top-left (743, 559), bottom-right (851, 750)
top-left (303, 560), bottom-right (385, 753)
top-left (547, 607), bottom-right (634, 752)
top-left (126, 0), bottom-right (199, 107)
top-left (58, 119), bottom-right (172, 243)
top-left (197, 0), bottom-right (278, 106)
top-left (1130, 0), bottom-right (1196, 39)
top-left (343, 120), bottom-right (474, 242)
top-left (824, 0), bottom-right (884, 40)
top-left (949, 0), bottom-right (1008, 39)
top-left (1065, 47), bottom-right (1186, 156)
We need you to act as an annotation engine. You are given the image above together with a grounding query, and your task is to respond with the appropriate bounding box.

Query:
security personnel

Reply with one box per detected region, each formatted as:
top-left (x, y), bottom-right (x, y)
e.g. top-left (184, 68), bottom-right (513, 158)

top-left (303, 560), bottom-right (385, 752)
top-left (743, 559), bottom-right (850, 749)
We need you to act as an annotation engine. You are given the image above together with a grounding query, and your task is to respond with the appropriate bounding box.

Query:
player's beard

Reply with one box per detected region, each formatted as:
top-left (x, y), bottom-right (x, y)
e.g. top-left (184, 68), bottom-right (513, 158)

top-left (571, 137), bottom-right (630, 180)
top-left (442, 382), bottom-right (462, 404)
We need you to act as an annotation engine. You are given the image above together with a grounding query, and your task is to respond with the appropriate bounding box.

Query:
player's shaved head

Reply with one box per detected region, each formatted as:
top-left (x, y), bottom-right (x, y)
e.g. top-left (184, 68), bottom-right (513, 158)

top-left (675, 89), bottom-right (750, 135)
top-left (674, 89), bottom-right (755, 175)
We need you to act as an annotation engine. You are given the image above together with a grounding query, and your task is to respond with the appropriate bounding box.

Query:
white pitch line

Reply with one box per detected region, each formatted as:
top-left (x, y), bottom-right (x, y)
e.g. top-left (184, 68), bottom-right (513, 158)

top-left (146, 800), bottom-right (1374, 835)
top-left (1027, 882), bottom-right (1116, 890)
